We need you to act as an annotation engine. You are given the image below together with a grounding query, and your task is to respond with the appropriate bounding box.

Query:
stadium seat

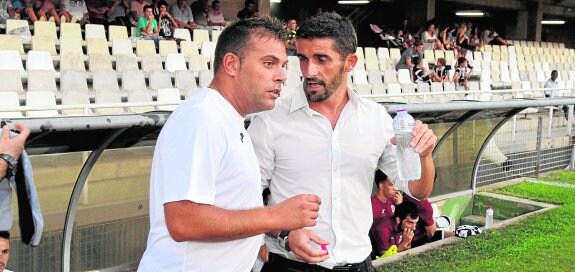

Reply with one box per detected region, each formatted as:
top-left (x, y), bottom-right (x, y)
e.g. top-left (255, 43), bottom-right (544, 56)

top-left (389, 48), bottom-right (401, 63)
top-left (165, 53), bottom-right (187, 72)
top-left (211, 30), bottom-right (221, 42)
top-left (193, 29), bottom-right (210, 43)
top-left (352, 70), bottom-right (371, 95)
top-left (200, 41), bottom-right (216, 58)
top-left (383, 69), bottom-right (398, 84)
top-left (0, 92), bottom-right (23, 118)
top-left (62, 91), bottom-right (91, 116)
top-left (115, 54), bottom-right (139, 72)
top-left (87, 38), bottom-right (111, 55)
top-left (0, 70), bottom-right (24, 94)
top-left (180, 41), bottom-right (200, 56)
top-left (136, 39), bottom-right (157, 56)
top-left (149, 71), bottom-right (173, 90)
top-left (188, 54), bottom-right (209, 73)
top-left (93, 71), bottom-right (121, 92)
top-left (60, 70), bottom-right (89, 93)
top-left (377, 47), bottom-right (390, 60)
top-left (32, 36), bottom-right (57, 55)
top-left (109, 25), bottom-right (129, 41)
top-left (141, 54), bottom-right (164, 72)
top-left (397, 69), bottom-right (412, 84)
top-left (368, 70), bottom-right (385, 95)
top-left (156, 88), bottom-right (181, 111)
top-left (127, 90), bottom-right (155, 113)
top-left (25, 91), bottom-right (59, 117)
top-left (34, 21), bottom-right (57, 40)
top-left (95, 89), bottom-right (126, 115)
top-left (0, 50), bottom-right (25, 73)
top-left (122, 70), bottom-right (147, 92)
top-left (159, 40), bottom-right (178, 57)
top-left (85, 24), bottom-right (106, 40)
top-left (6, 19), bottom-right (29, 35)
top-left (27, 70), bottom-right (58, 92)
top-left (173, 28), bottom-right (191, 41)
top-left (88, 53), bottom-right (113, 71)
top-left (0, 35), bottom-right (25, 55)
top-left (112, 39), bottom-right (134, 56)
top-left (198, 69), bottom-right (213, 88)
top-left (60, 37), bottom-right (84, 55)
top-left (26, 50), bottom-right (56, 73)
top-left (60, 52), bottom-right (86, 71)
top-left (60, 22), bottom-right (82, 39)
top-left (175, 70), bottom-right (198, 97)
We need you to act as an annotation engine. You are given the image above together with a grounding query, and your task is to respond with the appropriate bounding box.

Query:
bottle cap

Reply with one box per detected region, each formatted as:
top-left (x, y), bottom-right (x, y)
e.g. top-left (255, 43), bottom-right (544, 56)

top-left (396, 108), bottom-right (407, 113)
top-left (487, 205), bottom-right (492, 209)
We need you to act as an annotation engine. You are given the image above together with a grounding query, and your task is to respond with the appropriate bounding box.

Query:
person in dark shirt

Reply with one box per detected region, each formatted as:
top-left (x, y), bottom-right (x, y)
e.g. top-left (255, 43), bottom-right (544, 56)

top-left (157, 0), bottom-right (177, 38)
top-left (433, 57), bottom-right (449, 82)
top-left (236, 0), bottom-right (257, 19)
top-left (412, 57), bottom-right (441, 84)
top-left (190, 0), bottom-right (207, 26)
top-left (453, 57), bottom-right (469, 91)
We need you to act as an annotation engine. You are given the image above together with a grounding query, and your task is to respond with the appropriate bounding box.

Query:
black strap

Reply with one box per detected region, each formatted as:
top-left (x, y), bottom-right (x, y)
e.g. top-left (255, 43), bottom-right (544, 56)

top-left (15, 157), bottom-right (35, 245)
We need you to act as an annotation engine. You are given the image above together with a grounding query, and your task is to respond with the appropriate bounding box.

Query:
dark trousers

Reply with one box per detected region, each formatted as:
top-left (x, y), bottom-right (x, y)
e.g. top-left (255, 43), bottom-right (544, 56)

top-left (261, 253), bottom-right (376, 272)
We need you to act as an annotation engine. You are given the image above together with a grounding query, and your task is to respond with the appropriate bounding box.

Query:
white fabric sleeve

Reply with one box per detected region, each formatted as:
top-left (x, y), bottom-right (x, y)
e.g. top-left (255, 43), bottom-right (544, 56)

top-left (159, 109), bottom-right (226, 205)
top-left (247, 113), bottom-right (275, 191)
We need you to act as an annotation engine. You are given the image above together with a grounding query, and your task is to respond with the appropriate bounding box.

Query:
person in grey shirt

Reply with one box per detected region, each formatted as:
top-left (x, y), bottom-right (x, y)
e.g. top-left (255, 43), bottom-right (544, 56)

top-left (396, 39), bottom-right (423, 71)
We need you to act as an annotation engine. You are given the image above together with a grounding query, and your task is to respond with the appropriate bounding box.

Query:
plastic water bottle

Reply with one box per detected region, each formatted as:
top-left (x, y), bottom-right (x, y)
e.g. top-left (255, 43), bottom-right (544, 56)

top-left (485, 205), bottom-right (494, 229)
top-left (392, 108), bottom-right (421, 182)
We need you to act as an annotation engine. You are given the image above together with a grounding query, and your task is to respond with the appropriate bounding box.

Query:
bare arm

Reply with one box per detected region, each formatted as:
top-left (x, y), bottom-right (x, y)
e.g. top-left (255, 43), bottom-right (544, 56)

top-left (0, 124), bottom-right (30, 181)
top-left (404, 121), bottom-right (437, 199)
top-left (164, 194), bottom-right (321, 242)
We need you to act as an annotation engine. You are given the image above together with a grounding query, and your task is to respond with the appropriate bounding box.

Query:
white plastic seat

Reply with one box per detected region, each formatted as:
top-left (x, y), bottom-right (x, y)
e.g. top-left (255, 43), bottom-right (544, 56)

top-left (141, 54), bottom-right (164, 72)
top-left (60, 22), bottom-right (82, 39)
top-left (165, 53), bottom-right (187, 72)
top-left (60, 70), bottom-right (89, 93)
top-left (85, 24), bottom-right (107, 40)
top-left (383, 69), bottom-right (398, 84)
top-left (156, 88), bottom-right (182, 111)
top-left (26, 50), bottom-right (56, 73)
top-left (113, 39), bottom-right (135, 56)
top-left (127, 90), bottom-right (155, 113)
top-left (175, 70), bottom-right (198, 97)
top-left (159, 40), bottom-right (178, 57)
top-left (122, 70), bottom-right (147, 92)
top-left (60, 37), bottom-right (84, 55)
top-left (368, 70), bottom-right (385, 95)
top-left (87, 38), bottom-right (111, 55)
top-left (173, 28), bottom-right (191, 41)
top-left (200, 41), bottom-right (217, 58)
top-left (188, 54), bottom-right (209, 73)
top-left (108, 25), bottom-right (129, 41)
top-left (6, 19), bottom-right (29, 35)
top-left (31, 36), bottom-right (57, 55)
top-left (193, 29), bottom-right (210, 43)
top-left (88, 53), bottom-right (113, 71)
top-left (198, 69), bottom-right (214, 88)
top-left (27, 70), bottom-right (57, 92)
top-left (115, 54), bottom-right (139, 72)
top-left (397, 69), bottom-right (412, 84)
top-left (93, 71), bottom-right (121, 92)
top-left (149, 71), bottom-right (173, 90)
top-left (0, 50), bottom-right (25, 73)
top-left (136, 39), bottom-right (157, 56)
top-left (34, 21), bottom-right (57, 40)
top-left (60, 52), bottom-right (86, 71)
top-left (0, 92), bottom-right (23, 118)
top-left (26, 91), bottom-right (59, 117)
top-left (62, 91), bottom-right (91, 116)
top-left (211, 30), bottom-right (221, 42)
top-left (180, 41), bottom-right (199, 56)
top-left (0, 34), bottom-right (25, 55)
top-left (95, 89), bottom-right (126, 115)
top-left (377, 47), bottom-right (390, 60)
top-left (0, 70), bottom-right (24, 94)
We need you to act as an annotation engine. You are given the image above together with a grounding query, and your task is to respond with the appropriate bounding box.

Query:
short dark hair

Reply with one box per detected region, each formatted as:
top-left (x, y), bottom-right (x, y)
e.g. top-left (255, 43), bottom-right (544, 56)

top-left (457, 57), bottom-right (467, 65)
top-left (551, 70), bottom-right (558, 74)
top-left (211, 0), bottom-right (219, 8)
top-left (0, 231), bottom-right (10, 240)
top-left (437, 57), bottom-right (446, 66)
top-left (412, 56), bottom-right (422, 66)
top-left (157, 0), bottom-right (168, 8)
top-left (296, 12), bottom-right (357, 58)
top-left (458, 48), bottom-right (467, 57)
top-left (143, 4), bottom-right (153, 12)
top-left (374, 169), bottom-right (388, 185)
top-left (213, 16), bottom-right (286, 73)
top-left (394, 201), bottom-right (419, 222)
top-left (413, 39), bottom-right (423, 47)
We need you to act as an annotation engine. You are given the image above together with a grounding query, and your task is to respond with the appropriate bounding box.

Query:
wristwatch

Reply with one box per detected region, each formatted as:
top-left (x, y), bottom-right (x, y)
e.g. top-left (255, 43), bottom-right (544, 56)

top-left (277, 230), bottom-right (290, 251)
top-left (0, 153), bottom-right (18, 179)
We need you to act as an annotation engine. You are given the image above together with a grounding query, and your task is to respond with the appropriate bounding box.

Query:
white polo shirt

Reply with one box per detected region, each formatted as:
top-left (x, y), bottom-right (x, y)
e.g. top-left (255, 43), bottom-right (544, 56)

top-left (248, 88), bottom-right (411, 269)
top-left (138, 88), bottom-right (263, 272)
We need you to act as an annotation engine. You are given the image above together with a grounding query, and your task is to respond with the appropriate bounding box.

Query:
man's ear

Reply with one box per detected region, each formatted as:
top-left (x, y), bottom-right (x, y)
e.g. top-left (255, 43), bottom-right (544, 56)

top-left (344, 53), bottom-right (358, 73)
top-left (222, 52), bottom-right (241, 77)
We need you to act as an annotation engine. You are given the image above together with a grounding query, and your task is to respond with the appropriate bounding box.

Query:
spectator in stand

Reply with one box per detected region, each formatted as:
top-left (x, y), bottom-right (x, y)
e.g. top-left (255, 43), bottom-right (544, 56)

top-left (190, 0), bottom-right (207, 27)
top-left (399, 18), bottom-right (410, 35)
top-left (86, 0), bottom-right (109, 27)
top-left (157, 0), bottom-right (177, 38)
top-left (456, 48), bottom-right (474, 78)
top-left (482, 26), bottom-right (511, 46)
top-left (60, 0), bottom-right (89, 24)
top-left (422, 23), bottom-right (443, 50)
top-left (455, 23), bottom-right (471, 50)
top-left (107, 0), bottom-right (131, 30)
top-left (544, 70), bottom-right (559, 97)
top-left (371, 201), bottom-right (419, 255)
top-left (412, 57), bottom-right (441, 84)
top-left (0, 231), bottom-right (11, 272)
top-left (136, 4), bottom-right (160, 45)
top-left (237, 0), bottom-right (257, 19)
top-left (438, 25), bottom-right (453, 51)
top-left (206, 0), bottom-right (225, 30)
top-left (170, 0), bottom-right (197, 31)
top-left (403, 194), bottom-right (454, 248)
top-left (3, 0), bottom-right (26, 22)
top-left (26, 0), bottom-right (60, 24)
top-left (129, 0), bottom-right (146, 26)
top-left (285, 19), bottom-right (297, 56)
top-left (433, 57), bottom-right (449, 82)
top-left (396, 39), bottom-right (423, 70)
top-left (369, 170), bottom-right (403, 255)
top-left (453, 57), bottom-right (469, 91)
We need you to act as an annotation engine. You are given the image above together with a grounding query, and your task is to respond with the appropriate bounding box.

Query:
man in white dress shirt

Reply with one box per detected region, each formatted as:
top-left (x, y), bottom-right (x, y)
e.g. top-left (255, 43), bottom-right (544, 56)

top-left (249, 12), bottom-right (437, 272)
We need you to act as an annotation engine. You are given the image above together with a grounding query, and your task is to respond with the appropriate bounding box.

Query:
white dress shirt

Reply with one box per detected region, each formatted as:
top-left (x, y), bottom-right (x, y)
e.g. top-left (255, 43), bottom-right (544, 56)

top-left (248, 88), bottom-right (413, 269)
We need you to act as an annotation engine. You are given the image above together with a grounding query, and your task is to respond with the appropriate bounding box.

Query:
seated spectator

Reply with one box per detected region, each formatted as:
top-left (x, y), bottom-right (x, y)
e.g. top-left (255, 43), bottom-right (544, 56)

top-left (136, 4), bottom-right (160, 45)
top-left (129, 0), bottom-right (146, 26)
top-left (1, 0), bottom-right (17, 23)
top-left (371, 201), bottom-right (419, 255)
top-left (190, 0), bottom-right (207, 27)
top-left (422, 23), bottom-right (443, 50)
top-left (457, 48), bottom-right (474, 76)
top-left (455, 23), bottom-right (471, 50)
top-left (544, 70), bottom-right (559, 98)
top-left (482, 26), bottom-right (511, 46)
top-left (396, 39), bottom-right (423, 71)
top-left (433, 57), bottom-right (449, 82)
top-left (438, 25), bottom-right (454, 50)
top-left (26, 0), bottom-right (60, 24)
top-left (60, 0), bottom-right (89, 24)
top-left (403, 194), bottom-right (454, 248)
top-left (170, 0), bottom-right (197, 31)
top-left (156, 0), bottom-right (176, 38)
top-left (236, 0), bottom-right (257, 19)
top-left (206, 0), bottom-right (225, 30)
top-left (107, 0), bottom-right (131, 30)
top-left (453, 57), bottom-right (469, 91)
top-left (86, 0), bottom-right (110, 27)
top-left (285, 18), bottom-right (297, 56)
top-left (412, 57), bottom-right (441, 84)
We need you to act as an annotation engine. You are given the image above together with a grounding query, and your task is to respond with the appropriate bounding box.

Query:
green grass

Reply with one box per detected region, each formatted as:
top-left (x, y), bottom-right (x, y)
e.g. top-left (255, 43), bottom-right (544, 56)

top-left (377, 182), bottom-right (575, 272)
top-left (540, 170), bottom-right (575, 185)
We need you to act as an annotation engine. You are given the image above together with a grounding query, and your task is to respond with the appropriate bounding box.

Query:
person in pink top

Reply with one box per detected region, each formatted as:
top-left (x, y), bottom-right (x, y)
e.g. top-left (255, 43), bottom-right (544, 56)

top-left (370, 201), bottom-right (419, 255)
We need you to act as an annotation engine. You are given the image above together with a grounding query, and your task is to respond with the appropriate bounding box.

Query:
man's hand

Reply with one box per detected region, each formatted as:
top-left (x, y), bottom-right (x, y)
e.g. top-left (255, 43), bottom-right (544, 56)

top-left (392, 191), bottom-right (403, 204)
top-left (0, 124), bottom-right (30, 159)
top-left (410, 120), bottom-right (437, 157)
top-left (270, 194), bottom-right (320, 230)
top-left (288, 229), bottom-right (329, 263)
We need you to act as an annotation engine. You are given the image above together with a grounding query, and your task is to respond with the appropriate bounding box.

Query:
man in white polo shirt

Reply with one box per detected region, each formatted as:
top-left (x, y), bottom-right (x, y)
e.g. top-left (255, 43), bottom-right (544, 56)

top-left (138, 17), bottom-right (322, 272)
top-left (248, 12), bottom-right (437, 272)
